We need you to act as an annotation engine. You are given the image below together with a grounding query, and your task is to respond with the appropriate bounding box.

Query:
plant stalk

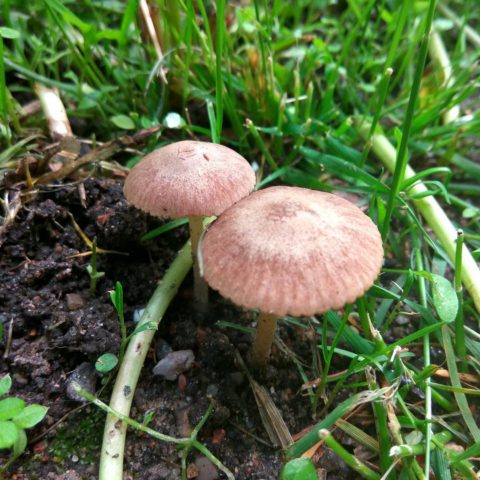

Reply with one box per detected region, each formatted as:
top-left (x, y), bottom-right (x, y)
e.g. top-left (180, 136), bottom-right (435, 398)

top-left (428, 28), bottom-right (460, 125)
top-left (318, 429), bottom-right (381, 480)
top-left (99, 241), bottom-right (192, 480)
top-left (189, 215), bottom-right (209, 312)
top-left (454, 230), bottom-right (466, 372)
top-left (251, 312), bottom-right (279, 366)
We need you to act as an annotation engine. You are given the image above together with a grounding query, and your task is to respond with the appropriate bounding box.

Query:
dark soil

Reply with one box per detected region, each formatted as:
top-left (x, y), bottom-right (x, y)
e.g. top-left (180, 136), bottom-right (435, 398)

top-left (0, 178), bottom-right (360, 479)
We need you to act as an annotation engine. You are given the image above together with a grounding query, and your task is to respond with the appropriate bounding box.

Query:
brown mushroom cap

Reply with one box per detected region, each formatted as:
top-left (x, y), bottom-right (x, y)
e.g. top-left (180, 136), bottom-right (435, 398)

top-left (201, 186), bottom-right (383, 316)
top-left (123, 141), bottom-right (256, 218)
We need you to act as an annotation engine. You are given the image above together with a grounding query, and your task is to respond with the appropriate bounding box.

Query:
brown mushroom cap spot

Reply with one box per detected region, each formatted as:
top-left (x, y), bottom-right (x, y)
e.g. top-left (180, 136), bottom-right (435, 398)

top-left (201, 186), bottom-right (384, 317)
top-left (123, 141), bottom-right (256, 218)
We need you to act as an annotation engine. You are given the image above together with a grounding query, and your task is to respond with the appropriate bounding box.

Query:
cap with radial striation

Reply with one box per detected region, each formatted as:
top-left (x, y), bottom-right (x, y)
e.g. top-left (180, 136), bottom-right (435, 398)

top-left (201, 186), bottom-right (384, 317)
top-left (123, 140), bottom-right (256, 219)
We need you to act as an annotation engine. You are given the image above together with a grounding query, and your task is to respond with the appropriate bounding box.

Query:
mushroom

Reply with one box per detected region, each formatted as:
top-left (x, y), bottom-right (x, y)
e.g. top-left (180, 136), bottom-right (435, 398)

top-left (200, 186), bottom-right (384, 366)
top-left (124, 140), bottom-right (256, 309)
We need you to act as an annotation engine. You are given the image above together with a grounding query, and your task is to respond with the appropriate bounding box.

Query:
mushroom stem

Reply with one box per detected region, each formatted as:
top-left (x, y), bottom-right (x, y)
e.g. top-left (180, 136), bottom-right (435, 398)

top-left (189, 215), bottom-right (209, 310)
top-left (251, 312), bottom-right (280, 366)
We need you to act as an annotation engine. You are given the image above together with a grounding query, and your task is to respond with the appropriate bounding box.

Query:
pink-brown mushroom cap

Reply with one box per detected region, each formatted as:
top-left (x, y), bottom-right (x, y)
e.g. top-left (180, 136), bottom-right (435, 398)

top-left (201, 186), bottom-right (384, 317)
top-left (123, 141), bottom-right (256, 218)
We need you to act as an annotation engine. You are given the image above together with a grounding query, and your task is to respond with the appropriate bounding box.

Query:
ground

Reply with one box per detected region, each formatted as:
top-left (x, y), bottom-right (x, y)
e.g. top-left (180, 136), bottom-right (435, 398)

top-left (0, 178), bottom-right (361, 479)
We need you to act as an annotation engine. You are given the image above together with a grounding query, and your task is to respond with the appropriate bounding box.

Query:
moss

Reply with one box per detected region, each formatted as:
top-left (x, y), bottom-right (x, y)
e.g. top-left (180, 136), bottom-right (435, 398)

top-left (49, 407), bottom-right (104, 465)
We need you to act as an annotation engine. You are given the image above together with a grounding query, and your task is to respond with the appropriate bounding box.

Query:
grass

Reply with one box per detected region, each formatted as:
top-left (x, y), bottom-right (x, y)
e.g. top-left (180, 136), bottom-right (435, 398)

top-left (1, 0), bottom-right (480, 478)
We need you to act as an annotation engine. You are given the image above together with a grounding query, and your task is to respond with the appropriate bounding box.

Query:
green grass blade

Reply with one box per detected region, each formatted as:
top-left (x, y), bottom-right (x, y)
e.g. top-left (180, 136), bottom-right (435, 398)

top-left (381, 0), bottom-right (438, 240)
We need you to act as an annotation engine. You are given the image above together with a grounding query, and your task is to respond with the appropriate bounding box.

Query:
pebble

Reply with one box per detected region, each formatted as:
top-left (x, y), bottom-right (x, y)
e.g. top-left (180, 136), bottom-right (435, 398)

top-left (66, 293), bottom-right (84, 311)
top-left (194, 456), bottom-right (218, 480)
top-left (133, 308), bottom-right (145, 324)
top-left (65, 362), bottom-right (96, 402)
top-left (152, 350), bottom-right (195, 381)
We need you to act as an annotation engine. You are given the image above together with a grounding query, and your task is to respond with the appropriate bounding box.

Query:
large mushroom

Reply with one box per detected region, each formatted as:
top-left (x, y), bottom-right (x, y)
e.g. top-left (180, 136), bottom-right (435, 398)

top-left (124, 140), bottom-right (256, 309)
top-left (200, 186), bottom-right (384, 366)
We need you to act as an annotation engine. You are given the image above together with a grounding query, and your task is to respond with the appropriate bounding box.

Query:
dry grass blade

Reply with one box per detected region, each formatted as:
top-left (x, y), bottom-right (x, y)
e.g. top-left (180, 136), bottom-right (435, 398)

top-left (67, 212), bottom-right (128, 257)
top-left (0, 190), bottom-right (22, 241)
top-left (234, 350), bottom-right (293, 448)
top-left (34, 126), bottom-right (161, 186)
top-left (335, 418), bottom-right (380, 453)
top-left (139, 0), bottom-right (168, 83)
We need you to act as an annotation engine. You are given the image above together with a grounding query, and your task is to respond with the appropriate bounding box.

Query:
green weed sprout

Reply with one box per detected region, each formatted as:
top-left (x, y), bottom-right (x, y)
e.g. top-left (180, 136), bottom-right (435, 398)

top-left (95, 281), bottom-right (158, 375)
top-left (86, 237), bottom-right (105, 296)
top-left (0, 374), bottom-right (48, 472)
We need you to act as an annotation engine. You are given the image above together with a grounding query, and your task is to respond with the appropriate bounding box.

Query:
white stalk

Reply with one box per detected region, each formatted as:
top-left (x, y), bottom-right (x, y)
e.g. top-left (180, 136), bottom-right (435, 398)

top-left (34, 83), bottom-right (72, 140)
top-left (428, 28), bottom-right (460, 124)
top-left (99, 242), bottom-right (192, 479)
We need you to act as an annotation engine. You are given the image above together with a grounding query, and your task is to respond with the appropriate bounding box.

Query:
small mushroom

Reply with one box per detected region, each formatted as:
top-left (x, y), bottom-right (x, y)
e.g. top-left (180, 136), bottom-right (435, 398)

top-left (124, 140), bottom-right (256, 310)
top-left (200, 186), bottom-right (384, 366)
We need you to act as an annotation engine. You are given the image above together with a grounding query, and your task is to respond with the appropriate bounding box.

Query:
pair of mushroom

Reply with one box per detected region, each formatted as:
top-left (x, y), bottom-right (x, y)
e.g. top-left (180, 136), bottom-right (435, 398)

top-left (124, 141), bottom-right (383, 366)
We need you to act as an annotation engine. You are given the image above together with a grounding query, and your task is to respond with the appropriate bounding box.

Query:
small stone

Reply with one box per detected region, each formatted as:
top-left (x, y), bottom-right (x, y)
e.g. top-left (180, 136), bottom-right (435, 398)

top-left (66, 362), bottom-right (96, 402)
top-left (153, 350), bottom-right (195, 381)
top-left (395, 315), bottom-right (410, 325)
top-left (66, 293), bottom-right (84, 311)
top-left (212, 428), bottom-right (225, 444)
top-left (33, 441), bottom-right (47, 454)
top-left (133, 308), bottom-right (145, 324)
top-left (186, 463), bottom-right (199, 479)
top-left (194, 456), bottom-right (218, 480)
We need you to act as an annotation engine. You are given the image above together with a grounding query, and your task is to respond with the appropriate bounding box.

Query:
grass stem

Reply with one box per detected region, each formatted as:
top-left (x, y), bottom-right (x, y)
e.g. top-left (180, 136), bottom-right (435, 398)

top-left (318, 429), bottom-right (381, 480)
top-left (381, 0), bottom-right (437, 240)
top-left (428, 28), bottom-right (460, 125)
top-left (454, 230), bottom-right (466, 372)
top-left (215, 0), bottom-right (226, 142)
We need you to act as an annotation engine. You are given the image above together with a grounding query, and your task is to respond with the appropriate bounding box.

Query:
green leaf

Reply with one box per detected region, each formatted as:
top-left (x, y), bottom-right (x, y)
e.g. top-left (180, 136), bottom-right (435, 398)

top-left (12, 428), bottom-right (27, 459)
top-left (87, 264), bottom-right (105, 280)
top-left (0, 397), bottom-right (25, 421)
top-left (43, 0), bottom-right (92, 34)
top-left (300, 147), bottom-right (388, 192)
top-left (0, 375), bottom-right (12, 397)
top-left (0, 27), bottom-right (20, 39)
top-left (0, 420), bottom-right (18, 449)
top-left (12, 404), bottom-right (48, 429)
top-left (431, 274), bottom-right (458, 323)
top-left (431, 448), bottom-right (452, 480)
top-left (109, 281), bottom-right (124, 315)
top-left (95, 353), bottom-right (118, 373)
top-left (111, 114), bottom-right (135, 130)
top-left (462, 207), bottom-right (479, 219)
top-left (280, 458), bottom-right (318, 480)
